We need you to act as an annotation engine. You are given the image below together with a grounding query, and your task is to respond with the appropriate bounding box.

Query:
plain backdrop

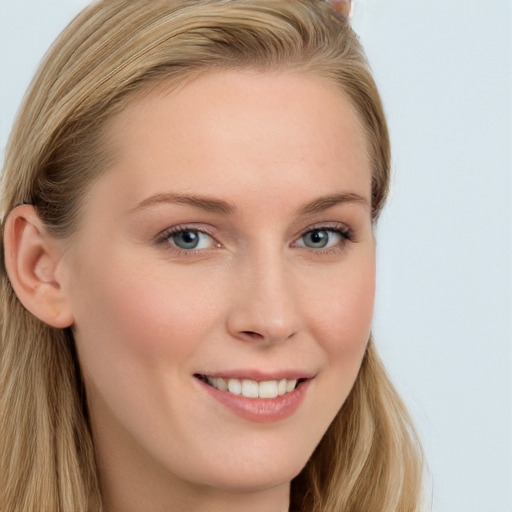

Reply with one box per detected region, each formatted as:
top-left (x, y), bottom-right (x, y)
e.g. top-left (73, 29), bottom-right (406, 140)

top-left (1, 1), bottom-right (511, 511)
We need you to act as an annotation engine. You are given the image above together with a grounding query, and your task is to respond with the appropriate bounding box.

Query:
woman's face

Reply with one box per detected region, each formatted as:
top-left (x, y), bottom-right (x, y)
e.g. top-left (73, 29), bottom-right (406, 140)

top-left (59, 70), bottom-right (375, 508)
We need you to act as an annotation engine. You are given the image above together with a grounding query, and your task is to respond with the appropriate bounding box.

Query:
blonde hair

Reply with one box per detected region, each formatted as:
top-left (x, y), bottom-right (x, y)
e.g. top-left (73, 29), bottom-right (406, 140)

top-left (0, 1), bottom-right (424, 511)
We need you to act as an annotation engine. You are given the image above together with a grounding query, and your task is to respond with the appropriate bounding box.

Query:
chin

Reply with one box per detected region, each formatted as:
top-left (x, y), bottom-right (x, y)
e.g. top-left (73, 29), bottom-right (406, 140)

top-left (203, 464), bottom-right (302, 494)
top-left (181, 442), bottom-right (312, 494)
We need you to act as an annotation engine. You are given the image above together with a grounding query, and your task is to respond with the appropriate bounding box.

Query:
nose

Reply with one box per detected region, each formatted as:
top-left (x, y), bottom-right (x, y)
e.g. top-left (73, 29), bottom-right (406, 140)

top-left (226, 252), bottom-right (303, 345)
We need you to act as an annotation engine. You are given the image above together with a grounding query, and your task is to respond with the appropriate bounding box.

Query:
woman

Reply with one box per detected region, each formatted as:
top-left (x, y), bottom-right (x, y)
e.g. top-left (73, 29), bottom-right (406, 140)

top-left (0, 1), bottom-right (424, 511)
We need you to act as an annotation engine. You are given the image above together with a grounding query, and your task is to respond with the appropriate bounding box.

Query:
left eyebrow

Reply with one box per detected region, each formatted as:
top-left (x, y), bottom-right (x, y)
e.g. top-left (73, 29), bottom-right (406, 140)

top-left (298, 193), bottom-right (370, 215)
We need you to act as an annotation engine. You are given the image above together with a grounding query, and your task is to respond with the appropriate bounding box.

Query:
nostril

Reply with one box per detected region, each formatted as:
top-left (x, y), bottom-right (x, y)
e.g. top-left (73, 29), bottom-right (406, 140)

top-left (240, 330), bottom-right (264, 340)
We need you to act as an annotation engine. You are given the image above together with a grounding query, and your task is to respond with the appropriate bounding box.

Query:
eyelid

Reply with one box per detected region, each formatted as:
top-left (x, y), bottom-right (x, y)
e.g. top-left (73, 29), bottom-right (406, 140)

top-left (155, 224), bottom-right (221, 251)
top-left (294, 221), bottom-right (352, 240)
top-left (292, 222), bottom-right (353, 251)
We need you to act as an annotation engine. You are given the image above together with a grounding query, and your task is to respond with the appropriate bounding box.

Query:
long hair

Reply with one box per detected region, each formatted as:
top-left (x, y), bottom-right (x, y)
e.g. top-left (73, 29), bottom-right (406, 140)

top-left (0, 1), bottom-right (424, 510)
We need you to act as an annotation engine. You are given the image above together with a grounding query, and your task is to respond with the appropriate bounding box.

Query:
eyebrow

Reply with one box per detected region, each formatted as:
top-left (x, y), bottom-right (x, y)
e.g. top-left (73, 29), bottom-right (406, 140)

top-left (130, 191), bottom-right (369, 215)
top-left (131, 192), bottom-right (235, 214)
top-left (297, 192), bottom-right (369, 215)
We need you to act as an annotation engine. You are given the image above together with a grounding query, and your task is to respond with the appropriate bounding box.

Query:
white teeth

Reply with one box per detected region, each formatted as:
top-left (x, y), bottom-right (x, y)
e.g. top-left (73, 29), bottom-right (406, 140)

top-left (286, 379), bottom-right (297, 393)
top-left (227, 378), bottom-right (242, 395)
top-left (277, 379), bottom-right (287, 396)
top-left (214, 377), bottom-right (228, 392)
top-left (259, 380), bottom-right (278, 398)
top-left (205, 376), bottom-right (300, 398)
top-left (242, 379), bottom-right (259, 398)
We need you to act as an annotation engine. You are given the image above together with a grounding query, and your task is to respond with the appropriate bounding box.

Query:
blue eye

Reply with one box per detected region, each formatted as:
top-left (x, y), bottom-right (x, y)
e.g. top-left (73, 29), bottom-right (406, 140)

top-left (167, 230), bottom-right (215, 250)
top-left (297, 228), bottom-right (349, 250)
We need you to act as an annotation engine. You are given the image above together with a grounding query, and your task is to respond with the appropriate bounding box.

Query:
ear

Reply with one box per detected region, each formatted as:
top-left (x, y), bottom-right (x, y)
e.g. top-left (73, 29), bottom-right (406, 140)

top-left (3, 205), bottom-right (74, 328)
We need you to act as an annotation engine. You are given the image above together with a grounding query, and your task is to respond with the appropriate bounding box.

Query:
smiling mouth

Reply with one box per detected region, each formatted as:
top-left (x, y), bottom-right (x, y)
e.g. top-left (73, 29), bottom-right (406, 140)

top-left (195, 375), bottom-right (305, 399)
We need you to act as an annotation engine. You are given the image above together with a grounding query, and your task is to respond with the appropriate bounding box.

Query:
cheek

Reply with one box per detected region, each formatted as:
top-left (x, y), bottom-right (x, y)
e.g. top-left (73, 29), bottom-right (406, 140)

top-left (310, 251), bottom-right (376, 356)
top-left (303, 250), bottom-right (375, 421)
top-left (290, 251), bottom-right (375, 446)
top-left (69, 254), bottom-right (221, 372)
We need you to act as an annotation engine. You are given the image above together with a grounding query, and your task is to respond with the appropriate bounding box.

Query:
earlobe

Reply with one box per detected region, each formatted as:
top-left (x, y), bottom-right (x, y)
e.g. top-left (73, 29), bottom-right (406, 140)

top-left (3, 205), bottom-right (74, 328)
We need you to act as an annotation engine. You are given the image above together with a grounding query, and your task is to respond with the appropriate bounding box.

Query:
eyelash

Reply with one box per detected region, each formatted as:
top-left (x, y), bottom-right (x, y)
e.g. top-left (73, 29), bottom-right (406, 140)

top-left (155, 225), bottom-right (220, 255)
top-left (155, 223), bottom-right (353, 255)
top-left (292, 223), bottom-right (353, 254)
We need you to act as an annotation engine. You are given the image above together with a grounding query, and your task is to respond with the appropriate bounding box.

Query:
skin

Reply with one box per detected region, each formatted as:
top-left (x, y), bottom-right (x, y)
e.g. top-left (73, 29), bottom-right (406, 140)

top-left (54, 70), bottom-right (375, 512)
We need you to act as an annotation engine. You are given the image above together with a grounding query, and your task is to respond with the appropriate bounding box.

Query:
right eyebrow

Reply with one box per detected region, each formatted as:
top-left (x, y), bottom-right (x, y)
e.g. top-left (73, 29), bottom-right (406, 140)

top-left (129, 192), bottom-right (236, 215)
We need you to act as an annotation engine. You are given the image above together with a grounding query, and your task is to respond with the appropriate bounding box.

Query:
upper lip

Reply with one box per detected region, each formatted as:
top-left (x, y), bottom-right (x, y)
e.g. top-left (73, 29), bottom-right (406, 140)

top-left (195, 369), bottom-right (316, 381)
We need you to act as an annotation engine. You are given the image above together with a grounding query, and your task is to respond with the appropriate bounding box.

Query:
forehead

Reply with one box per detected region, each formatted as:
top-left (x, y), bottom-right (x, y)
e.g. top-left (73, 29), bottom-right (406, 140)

top-left (94, 69), bottom-right (371, 213)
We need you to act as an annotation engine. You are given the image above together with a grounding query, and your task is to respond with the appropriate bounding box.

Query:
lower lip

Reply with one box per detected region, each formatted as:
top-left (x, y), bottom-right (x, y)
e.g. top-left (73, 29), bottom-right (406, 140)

top-left (197, 378), bottom-right (311, 423)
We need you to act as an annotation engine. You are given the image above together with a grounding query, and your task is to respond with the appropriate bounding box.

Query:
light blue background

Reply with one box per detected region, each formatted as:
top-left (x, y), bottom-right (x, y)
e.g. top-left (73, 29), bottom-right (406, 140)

top-left (1, 1), bottom-right (511, 511)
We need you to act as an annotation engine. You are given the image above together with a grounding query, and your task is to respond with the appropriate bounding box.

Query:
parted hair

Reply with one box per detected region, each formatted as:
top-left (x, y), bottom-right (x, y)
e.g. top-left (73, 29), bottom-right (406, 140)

top-left (0, 1), bottom-right (424, 511)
